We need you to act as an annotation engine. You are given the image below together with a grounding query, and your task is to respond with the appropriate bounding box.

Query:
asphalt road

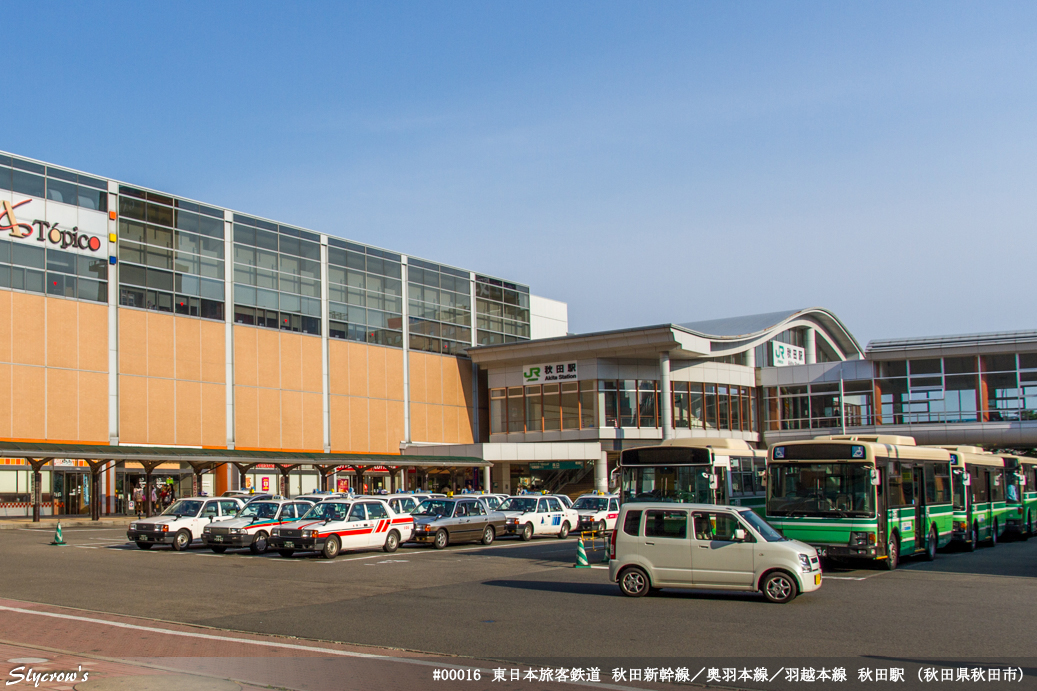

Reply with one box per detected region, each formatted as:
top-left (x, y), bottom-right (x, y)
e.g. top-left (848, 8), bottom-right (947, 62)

top-left (2, 524), bottom-right (1036, 662)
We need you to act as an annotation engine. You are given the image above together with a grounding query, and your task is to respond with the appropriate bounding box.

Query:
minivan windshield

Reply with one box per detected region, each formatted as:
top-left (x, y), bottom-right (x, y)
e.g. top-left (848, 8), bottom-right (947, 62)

top-left (162, 500), bottom-right (202, 517)
top-left (573, 497), bottom-right (609, 511)
top-left (739, 509), bottom-right (786, 542)
top-left (240, 502), bottom-right (279, 519)
top-left (500, 498), bottom-right (538, 512)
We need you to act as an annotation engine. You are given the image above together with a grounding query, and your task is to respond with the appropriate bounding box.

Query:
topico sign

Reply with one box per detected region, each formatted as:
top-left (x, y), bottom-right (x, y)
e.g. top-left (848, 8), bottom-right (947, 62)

top-left (0, 198), bottom-right (107, 256)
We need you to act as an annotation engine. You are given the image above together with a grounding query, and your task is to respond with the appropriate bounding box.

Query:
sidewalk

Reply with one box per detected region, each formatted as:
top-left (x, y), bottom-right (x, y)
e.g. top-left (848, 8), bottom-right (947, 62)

top-left (0, 517), bottom-right (132, 530)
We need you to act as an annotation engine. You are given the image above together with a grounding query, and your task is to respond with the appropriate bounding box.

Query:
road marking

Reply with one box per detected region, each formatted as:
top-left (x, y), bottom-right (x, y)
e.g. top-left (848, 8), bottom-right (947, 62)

top-left (823, 576), bottom-right (867, 581)
top-left (0, 604), bottom-right (652, 691)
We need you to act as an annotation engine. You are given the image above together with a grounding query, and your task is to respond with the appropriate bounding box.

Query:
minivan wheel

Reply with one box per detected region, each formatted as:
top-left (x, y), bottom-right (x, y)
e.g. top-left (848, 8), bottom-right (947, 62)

top-left (761, 571), bottom-right (798, 604)
top-left (923, 525), bottom-right (937, 561)
top-left (171, 530), bottom-right (191, 552)
top-left (520, 523), bottom-right (534, 541)
top-left (618, 567), bottom-right (650, 597)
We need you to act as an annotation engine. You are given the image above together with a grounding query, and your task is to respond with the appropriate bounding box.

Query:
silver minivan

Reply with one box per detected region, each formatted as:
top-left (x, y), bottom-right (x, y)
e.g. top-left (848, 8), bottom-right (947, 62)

top-left (609, 502), bottom-right (822, 603)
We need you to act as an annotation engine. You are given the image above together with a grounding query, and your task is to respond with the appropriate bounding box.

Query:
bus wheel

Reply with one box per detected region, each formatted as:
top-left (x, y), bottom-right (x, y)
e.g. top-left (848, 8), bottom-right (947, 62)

top-left (966, 523), bottom-right (978, 552)
top-left (1022, 513), bottom-right (1031, 541)
top-left (923, 525), bottom-right (937, 561)
top-left (990, 521), bottom-right (998, 546)
top-left (883, 537), bottom-right (899, 570)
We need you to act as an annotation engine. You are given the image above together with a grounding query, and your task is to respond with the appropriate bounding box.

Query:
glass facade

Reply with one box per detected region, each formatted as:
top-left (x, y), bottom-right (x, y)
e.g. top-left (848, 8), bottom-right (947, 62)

top-left (327, 238), bottom-right (403, 347)
top-left (670, 382), bottom-right (756, 432)
top-left (0, 155), bottom-right (107, 212)
top-left (408, 258), bottom-right (471, 355)
top-left (475, 275), bottom-right (530, 345)
top-left (118, 187), bottom-right (225, 319)
top-left (489, 380), bottom-right (596, 434)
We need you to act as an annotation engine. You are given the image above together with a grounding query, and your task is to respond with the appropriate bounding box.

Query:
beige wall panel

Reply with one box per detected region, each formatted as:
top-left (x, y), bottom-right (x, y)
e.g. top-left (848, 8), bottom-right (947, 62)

top-left (46, 298), bottom-right (78, 370)
top-left (458, 358), bottom-right (474, 405)
top-left (233, 326), bottom-right (258, 387)
top-left (459, 406), bottom-right (475, 444)
top-left (367, 346), bottom-right (387, 401)
top-left (174, 317), bottom-right (202, 382)
top-left (46, 368), bottom-right (78, 442)
top-left (200, 383), bottom-right (226, 448)
top-left (175, 380), bottom-right (202, 447)
top-left (385, 348), bottom-right (404, 401)
top-left (368, 398), bottom-right (388, 453)
top-left (302, 392), bottom-right (323, 451)
top-left (146, 313), bottom-right (175, 379)
top-left (78, 372), bottom-right (107, 442)
top-left (0, 291), bottom-right (11, 363)
top-left (280, 332), bottom-right (302, 392)
top-left (442, 405), bottom-right (459, 445)
top-left (386, 400), bottom-right (405, 450)
top-left (425, 404), bottom-right (444, 443)
top-left (256, 387), bottom-right (281, 449)
top-left (0, 364), bottom-right (11, 438)
top-left (234, 386), bottom-right (258, 449)
top-left (328, 340), bottom-right (348, 395)
top-left (118, 309), bottom-right (147, 376)
top-left (301, 335), bottom-right (322, 393)
top-left (347, 343), bottom-right (368, 397)
top-left (256, 329), bottom-right (281, 390)
top-left (199, 321), bottom-right (225, 384)
top-left (12, 293), bottom-right (45, 366)
top-left (442, 357), bottom-right (462, 408)
top-left (118, 376), bottom-right (148, 444)
top-left (280, 389), bottom-right (303, 451)
top-left (329, 395), bottom-right (350, 451)
top-left (11, 366), bottom-right (45, 440)
top-left (146, 377), bottom-right (175, 444)
top-left (409, 402), bottom-right (427, 443)
top-left (77, 302), bottom-right (108, 373)
top-left (349, 397), bottom-right (369, 452)
top-left (408, 352), bottom-right (426, 404)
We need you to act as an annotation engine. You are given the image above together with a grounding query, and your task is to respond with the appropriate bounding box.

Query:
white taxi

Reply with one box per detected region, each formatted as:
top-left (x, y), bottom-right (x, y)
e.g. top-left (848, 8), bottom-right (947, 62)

top-left (573, 493), bottom-right (621, 533)
top-left (202, 499), bottom-right (314, 554)
top-left (127, 497), bottom-right (245, 551)
top-left (499, 495), bottom-right (579, 541)
top-left (269, 498), bottom-right (414, 559)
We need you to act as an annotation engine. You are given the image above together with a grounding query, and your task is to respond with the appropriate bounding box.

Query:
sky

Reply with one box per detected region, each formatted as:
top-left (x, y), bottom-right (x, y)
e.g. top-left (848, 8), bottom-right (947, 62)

top-left (4, 2), bottom-right (1036, 346)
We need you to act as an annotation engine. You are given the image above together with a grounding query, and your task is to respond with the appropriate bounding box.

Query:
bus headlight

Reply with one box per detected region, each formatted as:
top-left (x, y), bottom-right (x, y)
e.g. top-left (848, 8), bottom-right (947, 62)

top-left (850, 531), bottom-right (875, 546)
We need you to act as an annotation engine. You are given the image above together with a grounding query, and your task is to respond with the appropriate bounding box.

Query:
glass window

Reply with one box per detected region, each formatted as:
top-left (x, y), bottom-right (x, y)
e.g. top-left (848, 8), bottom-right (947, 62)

top-left (619, 380), bottom-right (637, 427)
top-left (766, 462), bottom-right (875, 516)
top-left (638, 381), bottom-right (657, 428)
top-left (579, 379), bottom-right (595, 429)
top-left (507, 387), bottom-right (524, 433)
top-left (693, 512), bottom-right (745, 542)
top-left (524, 385), bottom-right (542, 432)
top-left (348, 504), bottom-right (367, 521)
top-left (600, 380), bottom-right (618, 427)
top-left (542, 383), bottom-right (560, 431)
top-left (644, 509), bottom-right (687, 539)
top-left (561, 382), bottom-right (579, 430)
top-left (365, 503), bottom-right (388, 519)
top-left (622, 509), bottom-right (642, 536)
top-left (982, 354), bottom-right (1016, 373)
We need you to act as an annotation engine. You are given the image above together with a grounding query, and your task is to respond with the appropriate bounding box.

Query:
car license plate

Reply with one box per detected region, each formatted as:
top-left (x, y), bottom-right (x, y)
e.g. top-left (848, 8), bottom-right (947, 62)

top-left (213, 535), bottom-right (223, 542)
top-left (814, 573), bottom-right (821, 585)
top-left (283, 541), bottom-right (295, 548)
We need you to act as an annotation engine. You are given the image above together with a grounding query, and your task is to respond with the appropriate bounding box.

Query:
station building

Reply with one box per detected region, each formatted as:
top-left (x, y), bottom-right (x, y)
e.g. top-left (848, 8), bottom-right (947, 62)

top-left (0, 150), bottom-right (567, 516)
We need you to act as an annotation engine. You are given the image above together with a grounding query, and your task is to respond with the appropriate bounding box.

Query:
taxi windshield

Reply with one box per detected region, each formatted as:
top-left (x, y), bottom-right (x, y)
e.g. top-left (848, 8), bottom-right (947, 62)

top-left (482, 496), bottom-right (502, 510)
top-left (573, 497), bottom-right (608, 511)
top-left (500, 497), bottom-right (538, 512)
top-left (301, 502), bottom-right (350, 521)
top-left (241, 502), bottom-right (279, 519)
top-left (413, 500), bottom-right (454, 517)
top-left (162, 500), bottom-right (202, 517)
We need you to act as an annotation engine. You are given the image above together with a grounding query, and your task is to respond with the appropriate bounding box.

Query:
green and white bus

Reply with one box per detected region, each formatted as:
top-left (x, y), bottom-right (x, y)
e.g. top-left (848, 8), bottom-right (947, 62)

top-left (766, 435), bottom-right (954, 569)
top-left (619, 438), bottom-right (766, 511)
top-left (1003, 454), bottom-right (1037, 539)
top-left (939, 446), bottom-right (1010, 549)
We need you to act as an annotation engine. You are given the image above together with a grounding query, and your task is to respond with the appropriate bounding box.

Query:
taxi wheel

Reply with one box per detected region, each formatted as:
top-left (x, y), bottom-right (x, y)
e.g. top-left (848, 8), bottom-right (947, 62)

top-left (135, 542), bottom-right (153, 550)
top-left (923, 525), bottom-right (937, 561)
top-left (761, 571), bottom-right (798, 604)
top-left (383, 530), bottom-right (400, 553)
top-left (618, 567), bottom-right (650, 597)
top-left (277, 550), bottom-right (295, 558)
top-left (433, 529), bottom-right (449, 550)
top-left (210, 546), bottom-right (227, 554)
top-left (558, 522), bottom-right (570, 539)
top-left (520, 523), bottom-right (534, 541)
top-left (171, 530), bottom-right (191, 552)
top-left (598, 520), bottom-right (607, 534)
top-left (481, 526), bottom-right (495, 545)
top-left (250, 531), bottom-right (269, 555)
top-left (322, 535), bottom-right (341, 559)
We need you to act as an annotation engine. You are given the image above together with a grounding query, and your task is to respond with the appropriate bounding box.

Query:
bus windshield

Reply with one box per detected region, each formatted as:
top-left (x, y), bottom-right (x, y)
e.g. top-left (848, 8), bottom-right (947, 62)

top-left (622, 465), bottom-right (713, 503)
top-left (951, 468), bottom-right (967, 511)
top-left (767, 463), bottom-right (874, 517)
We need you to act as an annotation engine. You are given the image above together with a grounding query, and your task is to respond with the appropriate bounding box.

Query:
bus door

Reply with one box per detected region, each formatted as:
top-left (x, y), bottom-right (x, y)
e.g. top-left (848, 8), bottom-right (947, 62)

top-left (712, 455), bottom-right (730, 506)
top-left (911, 466), bottom-right (925, 552)
top-left (875, 464), bottom-right (888, 552)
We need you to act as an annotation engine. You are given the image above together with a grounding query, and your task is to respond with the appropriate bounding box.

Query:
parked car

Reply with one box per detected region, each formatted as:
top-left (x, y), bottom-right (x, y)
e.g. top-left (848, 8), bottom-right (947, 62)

top-left (202, 499), bottom-right (313, 554)
top-left (410, 497), bottom-right (506, 548)
top-left (573, 493), bottom-right (621, 533)
top-left (127, 497), bottom-right (245, 551)
top-left (269, 498), bottom-right (414, 559)
top-left (498, 496), bottom-right (579, 541)
top-left (609, 502), bottom-right (822, 603)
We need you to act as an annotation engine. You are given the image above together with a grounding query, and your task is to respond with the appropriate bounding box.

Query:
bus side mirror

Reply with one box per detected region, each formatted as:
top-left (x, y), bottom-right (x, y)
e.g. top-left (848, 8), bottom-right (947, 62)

top-left (1019, 475), bottom-right (1027, 487)
top-left (709, 476), bottom-right (719, 491)
top-left (870, 469), bottom-right (881, 486)
top-left (963, 473), bottom-right (971, 486)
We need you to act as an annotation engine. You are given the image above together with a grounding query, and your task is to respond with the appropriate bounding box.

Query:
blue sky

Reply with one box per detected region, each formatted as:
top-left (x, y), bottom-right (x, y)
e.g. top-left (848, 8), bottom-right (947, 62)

top-left (5, 2), bottom-right (1036, 344)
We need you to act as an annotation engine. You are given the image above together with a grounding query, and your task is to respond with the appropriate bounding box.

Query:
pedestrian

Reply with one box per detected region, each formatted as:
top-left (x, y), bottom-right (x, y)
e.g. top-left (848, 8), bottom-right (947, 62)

top-left (133, 486), bottom-right (143, 519)
top-left (150, 484), bottom-right (158, 510)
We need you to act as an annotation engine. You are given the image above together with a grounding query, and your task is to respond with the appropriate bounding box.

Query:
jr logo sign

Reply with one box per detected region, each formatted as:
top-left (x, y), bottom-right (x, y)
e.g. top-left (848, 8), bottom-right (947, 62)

top-left (522, 362), bottom-right (577, 384)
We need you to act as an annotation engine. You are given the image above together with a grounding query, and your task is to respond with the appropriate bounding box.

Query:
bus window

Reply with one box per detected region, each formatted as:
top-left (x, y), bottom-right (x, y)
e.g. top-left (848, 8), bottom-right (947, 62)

top-left (951, 469), bottom-right (966, 511)
top-left (970, 467), bottom-right (989, 503)
top-left (924, 465), bottom-right (937, 504)
top-left (900, 465), bottom-right (916, 506)
top-left (766, 463), bottom-right (874, 517)
top-left (933, 464), bottom-right (951, 504)
top-left (990, 470), bottom-right (1005, 503)
top-left (888, 463), bottom-right (907, 507)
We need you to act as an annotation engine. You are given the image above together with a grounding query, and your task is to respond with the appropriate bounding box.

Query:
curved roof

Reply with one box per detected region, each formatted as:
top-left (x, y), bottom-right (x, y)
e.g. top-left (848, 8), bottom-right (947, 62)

top-left (677, 307), bottom-right (863, 360)
top-left (678, 309), bottom-right (801, 338)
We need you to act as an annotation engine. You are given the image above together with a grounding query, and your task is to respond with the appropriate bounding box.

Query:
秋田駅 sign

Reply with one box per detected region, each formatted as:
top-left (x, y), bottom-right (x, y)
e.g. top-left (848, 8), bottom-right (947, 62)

top-left (771, 342), bottom-right (806, 367)
top-left (522, 361), bottom-right (578, 384)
